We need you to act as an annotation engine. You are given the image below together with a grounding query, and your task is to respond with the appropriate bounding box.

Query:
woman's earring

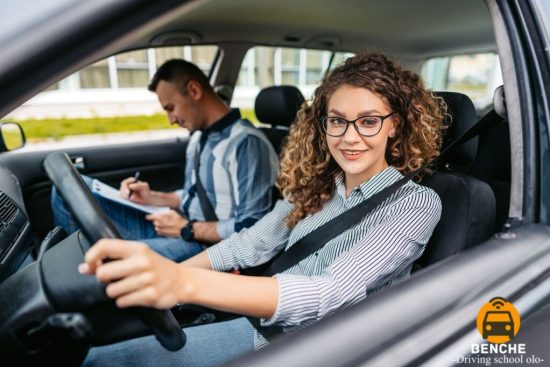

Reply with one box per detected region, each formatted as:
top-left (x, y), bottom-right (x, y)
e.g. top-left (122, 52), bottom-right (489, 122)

top-left (390, 130), bottom-right (395, 138)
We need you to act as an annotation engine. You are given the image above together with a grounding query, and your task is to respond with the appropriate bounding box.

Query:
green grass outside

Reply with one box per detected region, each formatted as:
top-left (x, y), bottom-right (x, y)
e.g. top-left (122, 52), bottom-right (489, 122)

top-left (11, 109), bottom-right (258, 142)
top-left (446, 82), bottom-right (488, 98)
top-left (446, 82), bottom-right (487, 91)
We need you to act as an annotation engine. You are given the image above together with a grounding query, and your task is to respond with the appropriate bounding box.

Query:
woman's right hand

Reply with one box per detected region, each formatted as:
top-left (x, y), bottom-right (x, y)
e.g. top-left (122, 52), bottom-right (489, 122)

top-left (79, 239), bottom-right (186, 309)
top-left (120, 177), bottom-right (153, 205)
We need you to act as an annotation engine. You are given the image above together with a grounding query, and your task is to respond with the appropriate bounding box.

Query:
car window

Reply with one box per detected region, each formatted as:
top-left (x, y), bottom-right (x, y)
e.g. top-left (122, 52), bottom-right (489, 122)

top-left (233, 46), bottom-right (354, 123)
top-left (538, 0), bottom-right (550, 33)
top-left (5, 45), bottom-right (218, 150)
top-left (421, 53), bottom-right (503, 115)
top-left (535, 0), bottom-right (550, 81)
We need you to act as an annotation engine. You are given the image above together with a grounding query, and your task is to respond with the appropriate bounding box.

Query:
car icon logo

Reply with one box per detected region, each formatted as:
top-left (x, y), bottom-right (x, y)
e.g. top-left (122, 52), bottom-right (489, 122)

top-left (477, 297), bottom-right (520, 343)
top-left (482, 311), bottom-right (514, 340)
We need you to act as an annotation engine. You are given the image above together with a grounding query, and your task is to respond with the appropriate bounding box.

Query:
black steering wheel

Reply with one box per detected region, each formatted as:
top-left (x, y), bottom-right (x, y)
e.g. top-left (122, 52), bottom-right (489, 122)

top-left (43, 152), bottom-right (186, 351)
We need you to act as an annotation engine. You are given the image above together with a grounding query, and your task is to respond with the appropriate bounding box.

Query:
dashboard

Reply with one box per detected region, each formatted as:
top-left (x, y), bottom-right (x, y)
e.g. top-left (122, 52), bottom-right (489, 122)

top-left (0, 165), bottom-right (31, 281)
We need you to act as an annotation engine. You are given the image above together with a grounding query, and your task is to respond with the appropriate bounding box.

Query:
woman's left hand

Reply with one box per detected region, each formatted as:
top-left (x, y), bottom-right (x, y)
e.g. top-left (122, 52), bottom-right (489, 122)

top-left (78, 239), bottom-right (185, 309)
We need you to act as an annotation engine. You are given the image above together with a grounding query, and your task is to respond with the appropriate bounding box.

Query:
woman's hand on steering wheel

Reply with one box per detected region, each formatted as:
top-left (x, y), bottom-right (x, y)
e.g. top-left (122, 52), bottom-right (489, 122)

top-left (79, 239), bottom-right (185, 309)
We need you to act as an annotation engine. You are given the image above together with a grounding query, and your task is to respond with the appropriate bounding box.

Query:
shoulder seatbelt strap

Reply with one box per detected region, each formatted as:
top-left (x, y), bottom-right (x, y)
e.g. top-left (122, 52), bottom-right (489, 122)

top-left (194, 144), bottom-right (219, 221)
top-left (247, 168), bottom-right (421, 340)
top-left (261, 171), bottom-right (419, 276)
top-left (444, 109), bottom-right (501, 150)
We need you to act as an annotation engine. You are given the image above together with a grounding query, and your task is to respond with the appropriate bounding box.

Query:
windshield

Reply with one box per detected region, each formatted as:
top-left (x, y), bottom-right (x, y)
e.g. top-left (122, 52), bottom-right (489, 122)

top-left (0, 0), bottom-right (82, 45)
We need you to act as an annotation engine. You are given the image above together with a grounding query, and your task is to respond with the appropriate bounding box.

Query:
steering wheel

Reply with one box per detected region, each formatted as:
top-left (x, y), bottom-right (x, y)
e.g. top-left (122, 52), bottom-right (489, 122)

top-left (42, 152), bottom-right (186, 351)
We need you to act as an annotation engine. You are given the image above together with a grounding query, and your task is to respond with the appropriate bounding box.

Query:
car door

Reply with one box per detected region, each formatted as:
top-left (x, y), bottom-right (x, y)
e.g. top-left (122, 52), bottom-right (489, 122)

top-left (0, 138), bottom-right (187, 238)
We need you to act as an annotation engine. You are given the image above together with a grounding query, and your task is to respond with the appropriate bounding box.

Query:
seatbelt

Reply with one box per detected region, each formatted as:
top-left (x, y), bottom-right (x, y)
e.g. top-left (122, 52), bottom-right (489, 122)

top-left (246, 168), bottom-right (421, 340)
top-left (194, 145), bottom-right (219, 221)
top-left (261, 109), bottom-right (502, 277)
top-left (261, 171), bottom-right (418, 277)
top-left (442, 109), bottom-right (501, 151)
top-left (255, 107), bottom-right (498, 276)
top-left (248, 108), bottom-right (501, 339)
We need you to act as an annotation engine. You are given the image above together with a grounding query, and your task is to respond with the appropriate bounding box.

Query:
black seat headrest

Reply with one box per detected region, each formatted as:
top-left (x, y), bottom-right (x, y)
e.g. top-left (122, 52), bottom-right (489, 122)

top-left (433, 91), bottom-right (478, 172)
top-left (255, 86), bottom-right (305, 127)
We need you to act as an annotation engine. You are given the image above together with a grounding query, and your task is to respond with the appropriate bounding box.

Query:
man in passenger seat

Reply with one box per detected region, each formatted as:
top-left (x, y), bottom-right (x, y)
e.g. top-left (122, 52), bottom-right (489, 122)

top-left (79, 53), bottom-right (444, 366)
top-left (51, 59), bottom-right (279, 262)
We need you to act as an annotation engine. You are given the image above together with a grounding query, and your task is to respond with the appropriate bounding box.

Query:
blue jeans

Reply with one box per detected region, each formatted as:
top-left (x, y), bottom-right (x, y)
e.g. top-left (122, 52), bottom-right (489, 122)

top-left (51, 176), bottom-right (205, 262)
top-left (82, 317), bottom-right (255, 367)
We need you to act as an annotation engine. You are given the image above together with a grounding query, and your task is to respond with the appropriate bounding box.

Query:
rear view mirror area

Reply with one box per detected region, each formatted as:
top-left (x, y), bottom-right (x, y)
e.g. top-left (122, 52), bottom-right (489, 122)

top-left (0, 122), bottom-right (25, 152)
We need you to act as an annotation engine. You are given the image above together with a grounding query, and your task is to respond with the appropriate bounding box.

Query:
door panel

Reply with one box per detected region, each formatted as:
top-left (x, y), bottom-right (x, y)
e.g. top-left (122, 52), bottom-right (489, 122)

top-left (0, 137), bottom-right (188, 238)
top-left (230, 223), bottom-right (550, 367)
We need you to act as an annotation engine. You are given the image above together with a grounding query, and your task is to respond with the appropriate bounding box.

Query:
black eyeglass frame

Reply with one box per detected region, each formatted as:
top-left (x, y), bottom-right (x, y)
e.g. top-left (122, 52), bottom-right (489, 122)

top-left (320, 112), bottom-right (397, 137)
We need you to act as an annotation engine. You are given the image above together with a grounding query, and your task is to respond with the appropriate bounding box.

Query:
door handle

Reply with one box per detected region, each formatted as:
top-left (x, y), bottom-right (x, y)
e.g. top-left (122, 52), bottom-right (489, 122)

top-left (70, 156), bottom-right (86, 170)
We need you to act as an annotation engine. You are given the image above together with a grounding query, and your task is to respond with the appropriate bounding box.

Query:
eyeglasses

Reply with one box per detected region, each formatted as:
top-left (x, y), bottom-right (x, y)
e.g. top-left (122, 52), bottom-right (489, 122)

top-left (320, 112), bottom-right (396, 137)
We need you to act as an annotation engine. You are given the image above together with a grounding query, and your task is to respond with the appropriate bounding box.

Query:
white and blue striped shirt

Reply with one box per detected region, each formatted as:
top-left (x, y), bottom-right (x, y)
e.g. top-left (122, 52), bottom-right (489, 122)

top-left (180, 109), bottom-right (279, 239)
top-left (207, 166), bottom-right (442, 348)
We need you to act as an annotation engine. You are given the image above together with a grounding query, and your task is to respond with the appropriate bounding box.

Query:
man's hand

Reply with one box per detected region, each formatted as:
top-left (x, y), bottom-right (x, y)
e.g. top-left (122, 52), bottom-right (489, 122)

top-left (120, 177), bottom-right (182, 209)
top-left (120, 177), bottom-right (154, 205)
top-left (78, 239), bottom-right (185, 309)
top-left (146, 209), bottom-right (188, 237)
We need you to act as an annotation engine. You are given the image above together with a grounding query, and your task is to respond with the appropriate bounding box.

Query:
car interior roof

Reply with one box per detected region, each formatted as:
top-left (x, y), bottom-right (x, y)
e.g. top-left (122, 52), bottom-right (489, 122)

top-left (121, 0), bottom-right (496, 59)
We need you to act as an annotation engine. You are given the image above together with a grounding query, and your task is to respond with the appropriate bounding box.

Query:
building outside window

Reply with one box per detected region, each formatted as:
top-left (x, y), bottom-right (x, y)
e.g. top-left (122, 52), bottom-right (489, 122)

top-left (422, 53), bottom-right (502, 113)
top-left (115, 50), bottom-right (150, 88)
top-left (79, 59), bottom-right (110, 89)
top-left (234, 46), bottom-right (353, 109)
top-left (6, 45), bottom-right (354, 148)
top-left (6, 46), bottom-right (218, 123)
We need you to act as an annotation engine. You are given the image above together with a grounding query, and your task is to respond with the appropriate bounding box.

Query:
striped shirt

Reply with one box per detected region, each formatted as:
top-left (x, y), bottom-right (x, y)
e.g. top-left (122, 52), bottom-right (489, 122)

top-left (206, 166), bottom-right (442, 348)
top-left (180, 109), bottom-right (279, 239)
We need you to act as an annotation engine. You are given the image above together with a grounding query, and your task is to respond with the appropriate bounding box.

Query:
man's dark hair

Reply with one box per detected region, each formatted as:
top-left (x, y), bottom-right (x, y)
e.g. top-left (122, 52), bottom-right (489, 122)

top-left (148, 59), bottom-right (214, 95)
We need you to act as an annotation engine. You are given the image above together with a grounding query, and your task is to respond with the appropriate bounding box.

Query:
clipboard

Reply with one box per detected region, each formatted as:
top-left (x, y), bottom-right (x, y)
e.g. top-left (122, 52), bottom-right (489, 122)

top-left (91, 179), bottom-right (170, 214)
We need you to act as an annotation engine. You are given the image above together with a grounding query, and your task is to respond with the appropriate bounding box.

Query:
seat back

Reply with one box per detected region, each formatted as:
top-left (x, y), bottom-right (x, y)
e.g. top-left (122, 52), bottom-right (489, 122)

top-left (469, 119), bottom-right (510, 232)
top-left (255, 85), bottom-right (305, 154)
top-left (415, 92), bottom-right (496, 269)
top-left (468, 87), bottom-right (511, 232)
top-left (416, 171), bottom-right (495, 268)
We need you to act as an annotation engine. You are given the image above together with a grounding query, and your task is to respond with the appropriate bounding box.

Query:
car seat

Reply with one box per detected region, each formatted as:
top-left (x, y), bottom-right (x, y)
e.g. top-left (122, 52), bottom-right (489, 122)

top-left (255, 85), bottom-right (305, 154)
top-left (468, 86), bottom-right (511, 232)
top-left (433, 91), bottom-right (479, 173)
top-left (415, 92), bottom-right (496, 269)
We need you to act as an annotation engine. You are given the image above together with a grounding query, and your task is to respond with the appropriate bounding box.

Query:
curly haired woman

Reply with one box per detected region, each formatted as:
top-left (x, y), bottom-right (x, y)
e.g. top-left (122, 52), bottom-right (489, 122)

top-left (81, 53), bottom-right (446, 366)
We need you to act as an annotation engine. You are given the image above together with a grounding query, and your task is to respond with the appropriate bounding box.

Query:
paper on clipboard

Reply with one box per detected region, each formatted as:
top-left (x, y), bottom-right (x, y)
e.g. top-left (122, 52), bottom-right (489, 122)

top-left (91, 179), bottom-right (170, 214)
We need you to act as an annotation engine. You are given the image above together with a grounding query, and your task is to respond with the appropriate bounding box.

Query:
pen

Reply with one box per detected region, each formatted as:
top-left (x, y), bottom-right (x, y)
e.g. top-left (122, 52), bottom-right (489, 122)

top-left (128, 171), bottom-right (140, 199)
